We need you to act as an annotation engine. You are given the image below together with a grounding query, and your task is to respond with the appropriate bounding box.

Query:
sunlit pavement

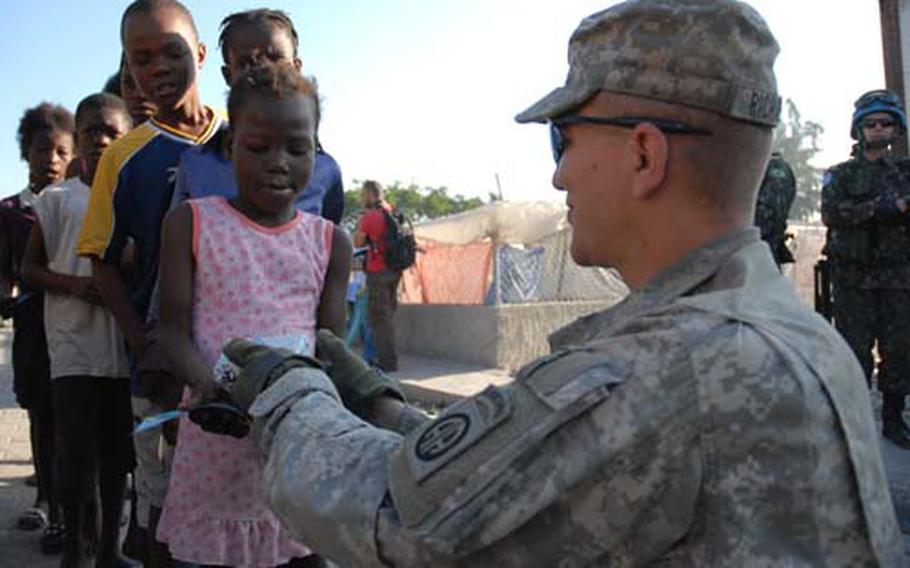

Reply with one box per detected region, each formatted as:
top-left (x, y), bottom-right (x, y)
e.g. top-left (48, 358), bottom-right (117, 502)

top-left (0, 328), bottom-right (56, 568)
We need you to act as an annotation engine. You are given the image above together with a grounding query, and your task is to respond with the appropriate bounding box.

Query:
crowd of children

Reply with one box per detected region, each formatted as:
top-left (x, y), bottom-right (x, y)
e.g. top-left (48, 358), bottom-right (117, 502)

top-left (2, 1), bottom-right (348, 566)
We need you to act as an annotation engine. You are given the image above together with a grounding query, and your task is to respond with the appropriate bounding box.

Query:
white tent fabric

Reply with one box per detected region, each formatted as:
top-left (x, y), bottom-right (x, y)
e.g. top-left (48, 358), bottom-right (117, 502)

top-left (414, 201), bottom-right (569, 246)
top-left (405, 201), bottom-right (628, 305)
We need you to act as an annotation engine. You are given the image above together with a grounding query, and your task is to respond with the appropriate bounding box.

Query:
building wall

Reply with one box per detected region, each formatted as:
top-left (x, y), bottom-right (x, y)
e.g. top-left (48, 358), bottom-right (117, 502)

top-left (394, 304), bottom-right (499, 365)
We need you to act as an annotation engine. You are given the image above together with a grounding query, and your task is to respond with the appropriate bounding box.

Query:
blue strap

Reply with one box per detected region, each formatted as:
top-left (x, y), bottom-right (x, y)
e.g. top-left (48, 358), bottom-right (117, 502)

top-left (133, 410), bottom-right (184, 434)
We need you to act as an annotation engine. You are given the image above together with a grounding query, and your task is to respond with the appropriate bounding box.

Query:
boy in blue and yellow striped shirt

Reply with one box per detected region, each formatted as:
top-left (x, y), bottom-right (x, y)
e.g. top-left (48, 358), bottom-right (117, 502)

top-left (76, 1), bottom-right (222, 563)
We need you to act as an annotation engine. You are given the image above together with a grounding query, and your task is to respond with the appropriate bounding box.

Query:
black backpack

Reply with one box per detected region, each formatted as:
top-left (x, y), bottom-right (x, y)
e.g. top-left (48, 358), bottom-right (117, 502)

top-left (379, 208), bottom-right (417, 271)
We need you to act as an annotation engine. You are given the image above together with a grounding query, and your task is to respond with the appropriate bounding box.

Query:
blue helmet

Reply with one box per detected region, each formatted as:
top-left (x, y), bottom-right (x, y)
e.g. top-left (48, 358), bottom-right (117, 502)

top-left (851, 89), bottom-right (907, 140)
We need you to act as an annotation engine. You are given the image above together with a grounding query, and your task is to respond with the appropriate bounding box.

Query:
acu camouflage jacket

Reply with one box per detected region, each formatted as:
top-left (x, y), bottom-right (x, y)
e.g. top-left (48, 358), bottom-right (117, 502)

top-left (249, 229), bottom-right (902, 567)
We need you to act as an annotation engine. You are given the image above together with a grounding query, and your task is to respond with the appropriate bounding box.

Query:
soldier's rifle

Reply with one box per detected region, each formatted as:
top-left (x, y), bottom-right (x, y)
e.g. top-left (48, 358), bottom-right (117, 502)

top-left (813, 258), bottom-right (833, 322)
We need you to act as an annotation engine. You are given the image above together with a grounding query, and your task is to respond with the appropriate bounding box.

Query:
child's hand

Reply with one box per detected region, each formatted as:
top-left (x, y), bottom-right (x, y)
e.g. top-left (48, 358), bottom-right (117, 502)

top-left (67, 276), bottom-right (103, 305)
top-left (186, 379), bottom-right (231, 408)
top-left (140, 370), bottom-right (181, 410)
top-left (126, 329), bottom-right (146, 356)
top-left (185, 381), bottom-right (250, 439)
top-left (161, 418), bottom-right (179, 446)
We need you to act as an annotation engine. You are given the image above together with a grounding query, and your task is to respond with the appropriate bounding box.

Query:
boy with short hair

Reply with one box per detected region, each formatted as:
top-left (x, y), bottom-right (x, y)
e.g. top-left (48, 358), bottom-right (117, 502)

top-left (77, 0), bottom-right (222, 563)
top-left (102, 70), bottom-right (122, 97)
top-left (171, 8), bottom-right (345, 222)
top-left (0, 102), bottom-right (74, 553)
top-left (22, 93), bottom-right (133, 567)
top-left (101, 54), bottom-right (159, 128)
top-left (119, 54), bottom-right (158, 127)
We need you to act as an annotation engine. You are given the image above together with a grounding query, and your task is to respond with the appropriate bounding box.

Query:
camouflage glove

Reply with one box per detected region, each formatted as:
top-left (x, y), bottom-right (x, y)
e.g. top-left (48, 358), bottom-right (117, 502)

top-left (315, 329), bottom-right (405, 415)
top-left (221, 338), bottom-right (325, 413)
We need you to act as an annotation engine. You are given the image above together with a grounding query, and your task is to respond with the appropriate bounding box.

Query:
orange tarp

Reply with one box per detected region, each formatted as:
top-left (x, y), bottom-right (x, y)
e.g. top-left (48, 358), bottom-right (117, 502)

top-left (400, 239), bottom-right (493, 305)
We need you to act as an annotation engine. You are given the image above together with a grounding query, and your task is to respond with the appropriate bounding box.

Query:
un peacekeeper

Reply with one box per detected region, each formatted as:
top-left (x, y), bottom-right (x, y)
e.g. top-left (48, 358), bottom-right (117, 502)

top-left (754, 151), bottom-right (797, 266)
top-left (213, 1), bottom-right (903, 566)
top-left (821, 89), bottom-right (910, 449)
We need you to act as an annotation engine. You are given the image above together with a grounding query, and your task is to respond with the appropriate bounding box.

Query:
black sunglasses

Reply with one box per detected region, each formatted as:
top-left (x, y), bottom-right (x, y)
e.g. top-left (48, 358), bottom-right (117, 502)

top-left (549, 115), bottom-right (713, 163)
top-left (860, 118), bottom-right (896, 129)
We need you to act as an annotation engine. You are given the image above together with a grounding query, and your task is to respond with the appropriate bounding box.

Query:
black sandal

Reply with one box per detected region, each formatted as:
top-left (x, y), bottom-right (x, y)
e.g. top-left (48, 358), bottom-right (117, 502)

top-left (40, 522), bottom-right (65, 555)
top-left (16, 507), bottom-right (46, 531)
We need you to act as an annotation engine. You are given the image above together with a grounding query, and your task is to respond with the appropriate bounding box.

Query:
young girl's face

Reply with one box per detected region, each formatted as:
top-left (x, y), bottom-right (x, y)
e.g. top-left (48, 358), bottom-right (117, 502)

top-left (27, 128), bottom-right (74, 191)
top-left (230, 92), bottom-right (315, 219)
top-left (222, 22), bottom-right (301, 86)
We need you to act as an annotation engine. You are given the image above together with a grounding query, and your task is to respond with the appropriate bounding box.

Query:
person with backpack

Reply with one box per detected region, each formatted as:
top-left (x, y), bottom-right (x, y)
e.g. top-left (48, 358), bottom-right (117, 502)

top-left (353, 180), bottom-right (411, 372)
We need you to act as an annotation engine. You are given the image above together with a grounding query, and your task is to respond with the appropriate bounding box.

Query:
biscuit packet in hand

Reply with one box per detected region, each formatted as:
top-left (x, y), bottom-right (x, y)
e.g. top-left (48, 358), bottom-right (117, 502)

top-left (212, 334), bottom-right (313, 395)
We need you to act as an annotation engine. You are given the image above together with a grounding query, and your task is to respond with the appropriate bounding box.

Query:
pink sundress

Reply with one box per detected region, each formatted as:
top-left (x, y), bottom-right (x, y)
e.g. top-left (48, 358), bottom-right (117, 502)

top-left (157, 196), bottom-right (333, 567)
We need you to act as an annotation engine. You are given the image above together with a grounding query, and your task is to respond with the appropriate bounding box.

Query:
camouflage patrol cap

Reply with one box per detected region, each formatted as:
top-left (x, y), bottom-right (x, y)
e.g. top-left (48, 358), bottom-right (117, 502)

top-left (515, 0), bottom-right (781, 127)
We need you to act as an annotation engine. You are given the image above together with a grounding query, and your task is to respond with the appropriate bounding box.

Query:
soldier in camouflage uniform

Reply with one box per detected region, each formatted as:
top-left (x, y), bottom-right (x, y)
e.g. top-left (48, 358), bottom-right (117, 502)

top-left (821, 89), bottom-right (910, 449)
top-left (754, 151), bottom-right (796, 266)
top-left (207, 1), bottom-right (902, 565)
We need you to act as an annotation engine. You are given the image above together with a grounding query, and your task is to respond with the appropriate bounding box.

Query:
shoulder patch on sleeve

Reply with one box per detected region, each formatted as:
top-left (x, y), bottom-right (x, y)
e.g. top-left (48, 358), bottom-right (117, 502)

top-left (388, 349), bottom-right (634, 530)
top-left (388, 382), bottom-right (560, 529)
top-left (405, 386), bottom-right (512, 483)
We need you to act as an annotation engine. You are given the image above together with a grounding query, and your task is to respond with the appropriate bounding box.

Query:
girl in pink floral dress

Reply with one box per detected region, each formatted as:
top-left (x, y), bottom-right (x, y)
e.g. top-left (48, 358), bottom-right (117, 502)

top-left (155, 65), bottom-right (351, 567)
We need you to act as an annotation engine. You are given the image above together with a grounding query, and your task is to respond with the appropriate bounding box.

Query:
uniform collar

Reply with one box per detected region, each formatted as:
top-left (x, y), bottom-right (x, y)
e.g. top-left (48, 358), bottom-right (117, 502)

top-left (549, 228), bottom-right (761, 350)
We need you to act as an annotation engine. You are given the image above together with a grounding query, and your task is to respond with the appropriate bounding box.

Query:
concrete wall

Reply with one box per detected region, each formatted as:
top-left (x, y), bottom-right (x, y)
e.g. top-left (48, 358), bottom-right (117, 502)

top-left (395, 300), bottom-right (616, 370)
top-left (394, 304), bottom-right (500, 366)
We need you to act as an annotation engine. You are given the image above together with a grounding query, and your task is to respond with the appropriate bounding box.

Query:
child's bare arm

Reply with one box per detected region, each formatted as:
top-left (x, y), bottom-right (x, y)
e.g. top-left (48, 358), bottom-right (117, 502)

top-left (93, 259), bottom-right (147, 353)
top-left (317, 225), bottom-right (353, 337)
top-left (159, 204), bottom-right (218, 399)
top-left (0, 225), bottom-right (12, 300)
top-left (23, 221), bottom-right (100, 304)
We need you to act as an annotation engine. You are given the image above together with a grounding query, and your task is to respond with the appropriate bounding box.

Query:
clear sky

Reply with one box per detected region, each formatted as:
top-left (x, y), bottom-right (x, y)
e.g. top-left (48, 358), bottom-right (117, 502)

top-left (0, 1), bottom-right (886, 202)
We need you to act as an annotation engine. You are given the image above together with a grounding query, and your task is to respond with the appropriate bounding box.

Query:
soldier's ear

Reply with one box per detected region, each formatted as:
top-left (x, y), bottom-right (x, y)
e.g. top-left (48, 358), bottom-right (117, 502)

top-left (628, 123), bottom-right (669, 199)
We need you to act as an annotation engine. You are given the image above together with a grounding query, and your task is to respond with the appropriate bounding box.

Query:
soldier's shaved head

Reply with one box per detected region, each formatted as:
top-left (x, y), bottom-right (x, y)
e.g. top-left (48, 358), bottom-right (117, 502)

top-left (584, 92), bottom-right (772, 219)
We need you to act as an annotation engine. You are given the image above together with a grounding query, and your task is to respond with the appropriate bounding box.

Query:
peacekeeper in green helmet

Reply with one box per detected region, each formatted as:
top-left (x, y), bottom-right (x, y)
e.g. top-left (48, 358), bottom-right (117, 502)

top-left (754, 151), bottom-right (797, 267)
top-left (185, 1), bottom-right (903, 566)
top-left (821, 88), bottom-right (910, 449)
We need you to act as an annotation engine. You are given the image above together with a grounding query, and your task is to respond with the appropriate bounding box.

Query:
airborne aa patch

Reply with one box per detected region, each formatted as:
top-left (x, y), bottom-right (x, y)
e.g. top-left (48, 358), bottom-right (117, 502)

top-left (406, 386), bottom-right (512, 483)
